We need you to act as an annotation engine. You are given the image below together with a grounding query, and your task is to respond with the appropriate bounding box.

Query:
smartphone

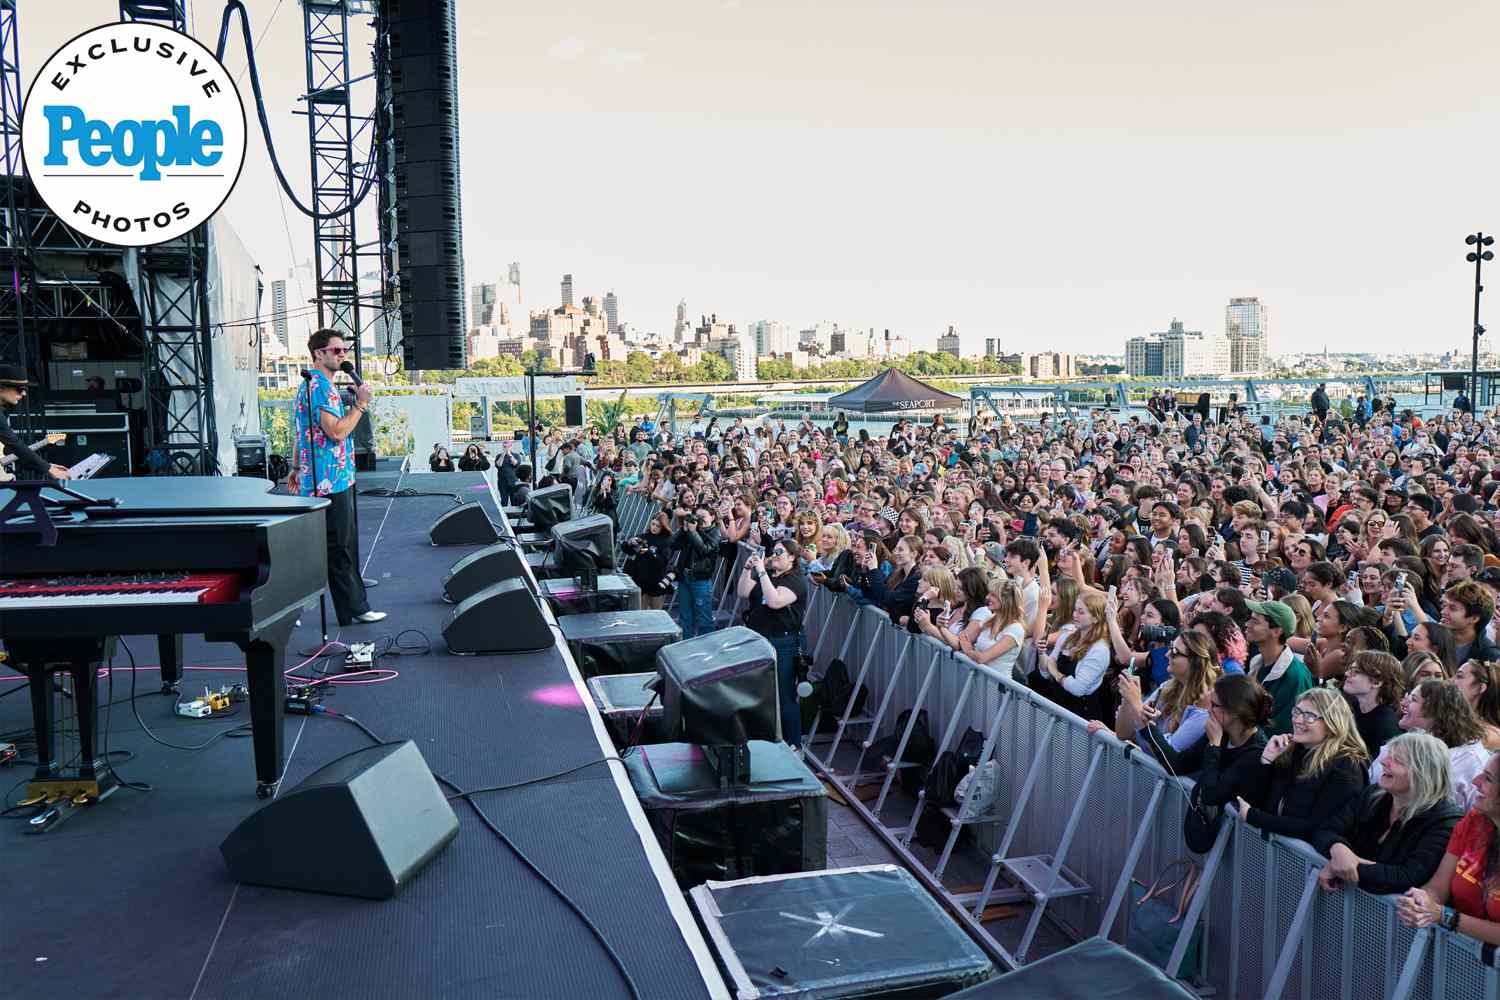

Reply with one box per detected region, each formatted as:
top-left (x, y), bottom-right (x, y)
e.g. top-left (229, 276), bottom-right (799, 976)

top-left (1394, 571), bottom-right (1407, 593)
top-left (943, 600), bottom-right (952, 617)
top-left (1260, 529), bottom-right (1270, 549)
top-left (1108, 585), bottom-right (1117, 600)
top-left (1347, 570), bottom-right (1358, 589)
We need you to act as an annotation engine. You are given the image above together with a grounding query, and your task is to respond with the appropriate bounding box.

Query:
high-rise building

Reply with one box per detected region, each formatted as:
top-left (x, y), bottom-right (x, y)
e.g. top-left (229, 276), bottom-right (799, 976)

top-left (985, 337), bottom-right (1000, 358)
top-left (560, 273), bottom-right (573, 308)
top-left (748, 319), bottom-right (794, 356)
top-left (674, 299), bottom-right (689, 342)
top-left (604, 291), bottom-right (619, 335)
top-left (470, 282), bottom-right (497, 327)
top-left (1126, 319), bottom-right (1228, 377)
top-left (508, 262), bottom-right (522, 302)
top-left (936, 325), bottom-right (962, 358)
top-left (1226, 296), bottom-right (1268, 373)
top-left (270, 278), bottom-right (289, 350)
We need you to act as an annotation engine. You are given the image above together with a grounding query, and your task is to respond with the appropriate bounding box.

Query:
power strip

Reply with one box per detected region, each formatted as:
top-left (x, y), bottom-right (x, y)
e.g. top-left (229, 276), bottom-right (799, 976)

top-left (344, 642), bottom-right (375, 670)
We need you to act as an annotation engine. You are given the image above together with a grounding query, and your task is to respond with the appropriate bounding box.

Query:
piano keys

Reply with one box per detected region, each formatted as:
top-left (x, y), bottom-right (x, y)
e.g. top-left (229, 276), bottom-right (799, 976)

top-left (0, 476), bottom-right (328, 807)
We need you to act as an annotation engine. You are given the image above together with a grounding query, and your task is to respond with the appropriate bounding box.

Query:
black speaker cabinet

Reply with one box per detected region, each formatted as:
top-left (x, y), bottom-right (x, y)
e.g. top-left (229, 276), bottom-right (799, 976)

top-left (443, 542), bottom-right (532, 603)
top-left (429, 502), bottom-right (499, 546)
top-left (563, 393), bottom-right (584, 427)
top-left (220, 741), bottom-right (457, 899)
top-left (444, 579), bottom-right (553, 654)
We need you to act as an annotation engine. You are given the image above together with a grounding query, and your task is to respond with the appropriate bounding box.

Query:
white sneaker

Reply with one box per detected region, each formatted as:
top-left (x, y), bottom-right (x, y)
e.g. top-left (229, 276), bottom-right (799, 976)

top-left (351, 611), bottom-right (387, 624)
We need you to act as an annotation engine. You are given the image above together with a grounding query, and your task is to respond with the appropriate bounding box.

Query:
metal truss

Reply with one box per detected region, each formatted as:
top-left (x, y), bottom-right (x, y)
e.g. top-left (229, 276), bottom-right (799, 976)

top-left (119, 0), bottom-right (216, 474)
top-left (303, 1), bottom-right (376, 374)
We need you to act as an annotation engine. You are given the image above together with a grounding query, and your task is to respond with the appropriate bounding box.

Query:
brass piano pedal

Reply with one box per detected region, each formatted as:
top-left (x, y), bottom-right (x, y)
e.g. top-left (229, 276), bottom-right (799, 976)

top-left (72, 792), bottom-right (93, 806)
top-left (18, 792), bottom-right (48, 807)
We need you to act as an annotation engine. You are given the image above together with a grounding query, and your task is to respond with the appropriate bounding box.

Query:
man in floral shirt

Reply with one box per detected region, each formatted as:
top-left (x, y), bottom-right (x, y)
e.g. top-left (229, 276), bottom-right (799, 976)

top-left (286, 329), bottom-right (385, 626)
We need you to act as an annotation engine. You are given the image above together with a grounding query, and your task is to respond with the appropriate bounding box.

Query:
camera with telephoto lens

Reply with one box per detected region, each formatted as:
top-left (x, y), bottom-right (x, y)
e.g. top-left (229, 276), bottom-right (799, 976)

top-left (1139, 623), bottom-right (1180, 645)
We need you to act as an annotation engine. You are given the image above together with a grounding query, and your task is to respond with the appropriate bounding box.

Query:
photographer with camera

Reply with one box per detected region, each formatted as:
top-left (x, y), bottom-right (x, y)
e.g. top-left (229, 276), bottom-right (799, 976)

top-left (622, 511), bottom-right (675, 610)
top-left (737, 539), bottom-right (809, 746)
top-left (1104, 590), bottom-right (1183, 695)
top-left (672, 504), bottom-right (722, 638)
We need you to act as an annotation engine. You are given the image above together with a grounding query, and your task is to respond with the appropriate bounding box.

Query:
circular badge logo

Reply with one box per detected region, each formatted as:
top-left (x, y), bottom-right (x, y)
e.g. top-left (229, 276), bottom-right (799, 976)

top-left (20, 22), bottom-right (247, 247)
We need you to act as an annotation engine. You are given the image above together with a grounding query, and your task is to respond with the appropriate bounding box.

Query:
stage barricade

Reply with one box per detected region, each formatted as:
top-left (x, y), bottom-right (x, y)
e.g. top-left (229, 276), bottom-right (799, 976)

top-left (797, 577), bottom-right (1497, 1000)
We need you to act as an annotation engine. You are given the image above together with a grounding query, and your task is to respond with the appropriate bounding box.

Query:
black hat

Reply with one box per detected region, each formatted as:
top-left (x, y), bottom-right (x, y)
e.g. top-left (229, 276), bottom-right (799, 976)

top-left (0, 364), bottom-right (34, 387)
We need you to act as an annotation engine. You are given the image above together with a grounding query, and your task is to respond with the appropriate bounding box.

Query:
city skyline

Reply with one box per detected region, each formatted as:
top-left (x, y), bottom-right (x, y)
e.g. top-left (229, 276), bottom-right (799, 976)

top-left (14, 3), bottom-right (1500, 361)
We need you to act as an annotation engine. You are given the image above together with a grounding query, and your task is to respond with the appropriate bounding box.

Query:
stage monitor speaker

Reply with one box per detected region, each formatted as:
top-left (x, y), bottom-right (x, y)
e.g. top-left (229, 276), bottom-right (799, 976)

top-left (563, 393), bottom-right (584, 427)
top-left (386, 0), bottom-right (466, 371)
top-left (443, 542), bottom-right (536, 603)
top-left (444, 578), bottom-right (553, 654)
top-left (552, 514), bottom-right (616, 589)
top-left (526, 483), bottom-right (573, 534)
top-left (659, 627), bottom-right (781, 746)
top-left (220, 741), bottom-right (457, 900)
top-left (429, 502), bottom-right (499, 546)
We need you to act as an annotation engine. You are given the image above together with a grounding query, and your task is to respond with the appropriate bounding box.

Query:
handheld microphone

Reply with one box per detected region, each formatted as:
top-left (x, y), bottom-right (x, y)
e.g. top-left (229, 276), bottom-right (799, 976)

top-left (339, 360), bottom-right (363, 386)
top-left (300, 369), bottom-right (312, 381)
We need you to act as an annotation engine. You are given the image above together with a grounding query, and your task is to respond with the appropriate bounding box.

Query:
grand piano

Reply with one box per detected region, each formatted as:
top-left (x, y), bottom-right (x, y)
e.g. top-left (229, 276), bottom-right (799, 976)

top-left (0, 476), bottom-right (327, 807)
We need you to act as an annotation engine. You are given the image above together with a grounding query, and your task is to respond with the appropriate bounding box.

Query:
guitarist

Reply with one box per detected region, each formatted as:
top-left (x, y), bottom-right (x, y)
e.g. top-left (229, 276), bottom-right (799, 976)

top-left (0, 364), bottom-right (71, 481)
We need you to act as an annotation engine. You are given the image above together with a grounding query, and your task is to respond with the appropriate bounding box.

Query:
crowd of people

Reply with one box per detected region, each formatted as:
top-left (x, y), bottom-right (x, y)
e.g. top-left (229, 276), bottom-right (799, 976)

top-left (461, 392), bottom-right (1500, 946)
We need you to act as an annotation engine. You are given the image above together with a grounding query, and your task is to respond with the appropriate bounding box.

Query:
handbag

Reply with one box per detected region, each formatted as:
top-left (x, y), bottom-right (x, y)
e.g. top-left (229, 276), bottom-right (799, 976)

top-left (1182, 783), bottom-right (1223, 855)
top-left (1126, 859), bottom-right (1206, 980)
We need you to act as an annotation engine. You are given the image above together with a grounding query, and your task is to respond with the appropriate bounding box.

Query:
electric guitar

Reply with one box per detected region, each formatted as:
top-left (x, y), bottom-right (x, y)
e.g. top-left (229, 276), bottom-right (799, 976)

top-left (0, 433), bottom-right (66, 482)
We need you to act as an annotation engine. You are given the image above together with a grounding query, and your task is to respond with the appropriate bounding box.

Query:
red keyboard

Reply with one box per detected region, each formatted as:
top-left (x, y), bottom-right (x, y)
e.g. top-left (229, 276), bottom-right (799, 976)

top-left (0, 571), bottom-right (243, 610)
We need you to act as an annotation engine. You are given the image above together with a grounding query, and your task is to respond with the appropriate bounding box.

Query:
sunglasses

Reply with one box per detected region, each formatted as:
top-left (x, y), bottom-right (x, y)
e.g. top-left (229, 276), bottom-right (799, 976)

top-left (319, 346), bottom-right (350, 356)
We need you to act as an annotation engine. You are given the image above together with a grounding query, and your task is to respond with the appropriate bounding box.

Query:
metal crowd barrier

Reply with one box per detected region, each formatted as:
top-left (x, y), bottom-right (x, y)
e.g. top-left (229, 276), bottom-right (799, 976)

top-left (797, 581), bottom-right (1500, 1000)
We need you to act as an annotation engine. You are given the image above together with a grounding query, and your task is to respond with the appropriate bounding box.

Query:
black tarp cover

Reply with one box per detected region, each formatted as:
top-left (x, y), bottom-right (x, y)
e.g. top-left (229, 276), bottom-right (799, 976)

top-left (826, 368), bottom-right (965, 413)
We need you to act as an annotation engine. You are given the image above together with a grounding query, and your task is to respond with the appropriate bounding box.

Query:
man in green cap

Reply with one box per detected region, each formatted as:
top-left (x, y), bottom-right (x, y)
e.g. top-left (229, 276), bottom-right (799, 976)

top-left (1243, 600), bottom-right (1314, 735)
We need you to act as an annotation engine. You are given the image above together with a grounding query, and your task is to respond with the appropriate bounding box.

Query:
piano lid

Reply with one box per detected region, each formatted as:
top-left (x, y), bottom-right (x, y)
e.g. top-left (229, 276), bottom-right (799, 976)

top-left (17, 476), bottom-right (330, 519)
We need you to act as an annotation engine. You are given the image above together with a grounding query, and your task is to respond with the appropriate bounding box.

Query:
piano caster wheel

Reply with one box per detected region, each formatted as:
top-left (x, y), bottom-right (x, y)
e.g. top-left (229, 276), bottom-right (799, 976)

top-left (256, 782), bottom-right (277, 800)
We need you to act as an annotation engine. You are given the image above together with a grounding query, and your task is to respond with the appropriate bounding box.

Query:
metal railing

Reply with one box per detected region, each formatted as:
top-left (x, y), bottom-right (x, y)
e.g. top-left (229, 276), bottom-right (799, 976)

top-left (796, 580), bottom-right (1500, 1000)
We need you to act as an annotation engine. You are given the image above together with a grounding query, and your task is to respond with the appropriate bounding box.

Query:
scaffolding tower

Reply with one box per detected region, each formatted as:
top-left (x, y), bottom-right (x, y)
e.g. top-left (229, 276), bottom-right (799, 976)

top-left (118, 0), bottom-right (218, 474)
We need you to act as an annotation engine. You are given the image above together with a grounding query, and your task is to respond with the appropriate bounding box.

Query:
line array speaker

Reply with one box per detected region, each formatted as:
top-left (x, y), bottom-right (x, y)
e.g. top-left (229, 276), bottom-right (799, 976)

top-left (384, 0), bottom-right (466, 371)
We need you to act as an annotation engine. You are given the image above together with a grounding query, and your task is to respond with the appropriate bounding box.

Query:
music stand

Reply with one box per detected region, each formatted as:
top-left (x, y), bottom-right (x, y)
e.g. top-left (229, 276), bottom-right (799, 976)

top-left (0, 479), bottom-right (118, 547)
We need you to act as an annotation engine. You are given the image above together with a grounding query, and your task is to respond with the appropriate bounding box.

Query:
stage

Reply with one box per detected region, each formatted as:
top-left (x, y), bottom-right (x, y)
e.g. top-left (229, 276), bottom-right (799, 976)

top-left (0, 470), bottom-right (725, 1000)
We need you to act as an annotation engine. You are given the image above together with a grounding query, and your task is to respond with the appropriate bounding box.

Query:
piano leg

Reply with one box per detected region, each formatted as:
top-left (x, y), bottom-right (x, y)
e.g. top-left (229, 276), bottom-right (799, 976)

top-left (237, 634), bottom-right (287, 800)
top-left (26, 666), bottom-right (53, 779)
top-left (66, 658), bottom-right (110, 786)
top-left (158, 634), bottom-right (184, 694)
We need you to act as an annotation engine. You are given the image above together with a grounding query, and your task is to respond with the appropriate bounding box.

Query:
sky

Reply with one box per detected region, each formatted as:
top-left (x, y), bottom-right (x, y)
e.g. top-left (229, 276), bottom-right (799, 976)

top-left (16, 1), bottom-right (1500, 358)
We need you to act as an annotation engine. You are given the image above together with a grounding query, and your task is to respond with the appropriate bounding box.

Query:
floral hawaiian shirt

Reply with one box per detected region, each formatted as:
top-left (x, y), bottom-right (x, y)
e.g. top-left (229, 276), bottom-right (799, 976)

top-left (292, 369), bottom-right (354, 497)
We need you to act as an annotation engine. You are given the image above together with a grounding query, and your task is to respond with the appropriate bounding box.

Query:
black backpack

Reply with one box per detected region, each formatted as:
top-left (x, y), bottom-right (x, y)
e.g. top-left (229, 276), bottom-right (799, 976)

top-left (922, 727), bottom-right (985, 809)
top-left (867, 709), bottom-right (936, 795)
top-left (820, 658), bottom-right (868, 720)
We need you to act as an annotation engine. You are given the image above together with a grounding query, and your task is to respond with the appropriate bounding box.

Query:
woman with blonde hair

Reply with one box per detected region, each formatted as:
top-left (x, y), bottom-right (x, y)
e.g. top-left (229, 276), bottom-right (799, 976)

top-left (942, 534), bottom-right (975, 571)
top-left (1237, 687), bottom-right (1370, 842)
top-left (1312, 732), bottom-right (1462, 895)
top-left (1282, 592), bottom-right (1318, 641)
top-left (1048, 575), bottom-right (1081, 646)
top-left (807, 522), bottom-right (850, 578)
top-left (957, 577), bottom-right (1027, 678)
top-left (1030, 565), bottom-right (1113, 722)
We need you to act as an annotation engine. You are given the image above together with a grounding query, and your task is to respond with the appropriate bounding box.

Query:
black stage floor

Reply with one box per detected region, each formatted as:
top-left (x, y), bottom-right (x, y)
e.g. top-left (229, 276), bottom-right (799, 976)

top-left (0, 470), bottom-right (724, 1000)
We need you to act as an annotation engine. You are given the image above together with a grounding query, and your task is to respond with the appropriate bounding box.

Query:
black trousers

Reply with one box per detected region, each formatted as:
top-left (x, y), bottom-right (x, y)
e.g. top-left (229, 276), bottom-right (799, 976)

top-left (325, 485), bottom-right (369, 625)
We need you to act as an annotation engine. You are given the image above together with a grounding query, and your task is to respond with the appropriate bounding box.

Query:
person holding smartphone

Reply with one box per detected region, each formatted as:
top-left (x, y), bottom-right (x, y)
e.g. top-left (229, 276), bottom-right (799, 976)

top-left (738, 540), bottom-right (809, 746)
